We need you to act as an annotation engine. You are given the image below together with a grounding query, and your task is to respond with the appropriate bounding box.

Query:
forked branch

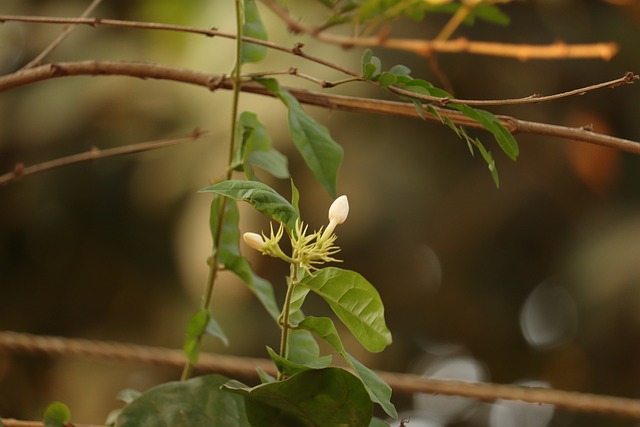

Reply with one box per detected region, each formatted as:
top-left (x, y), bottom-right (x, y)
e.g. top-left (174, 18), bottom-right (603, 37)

top-left (0, 60), bottom-right (638, 155)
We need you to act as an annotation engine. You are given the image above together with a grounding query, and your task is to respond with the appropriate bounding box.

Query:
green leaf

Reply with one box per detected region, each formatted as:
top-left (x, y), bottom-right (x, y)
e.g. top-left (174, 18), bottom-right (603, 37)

top-left (116, 375), bottom-right (249, 427)
top-left (346, 354), bottom-right (397, 419)
top-left (450, 103), bottom-right (519, 160)
top-left (184, 310), bottom-right (208, 364)
top-left (378, 71), bottom-right (397, 88)
top-left (43, 402), bottom-right (71, 427)
top-left (299, 267), bottom-right (392, 352)
top-left (208, 195), bottom-right (280, 320)
top-left (473, 4), bottom-right (510, 26)
top-left (257, 367), bottom-right (276, 384)
top-left (241, 0), bottom-right (268, 63)
top-left (258, 79), bottom-right (343, 197)
top-left (223, 368), bottom-right (373, 427)
top-left (388, 64), bottom-right (411, 77)
top-left (201, 180), bottom-right (298, 231)
top-left (397, 78), bottom-right (451, 99)
top-left (426, 108), bottom-right (502, 188)
top-left (238, 112), bottom-right (289, 180)
top-left (290, 179), bottom-right (300, 217)
top-left (116, 389), bottom-right (141, 404)
top-left (299, 316), bottom-right (397, 419)
top-left (474, 138), bottom-right (500, 187)
top-left (369, 417), bottom-right (391, 427)
top-left (266, 346), bottom-right (332, 377)
top-left (361, 49), bottom-right (382, 80)
top-left (287, 309), bottom-right (323, 365)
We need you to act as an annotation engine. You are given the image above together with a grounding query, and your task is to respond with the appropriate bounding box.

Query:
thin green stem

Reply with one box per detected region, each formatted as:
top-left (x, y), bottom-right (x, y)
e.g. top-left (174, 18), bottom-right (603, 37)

top-left (180, 0), bottom-right (244, 381)
top-left (278, 263), bottom-right (299, 379)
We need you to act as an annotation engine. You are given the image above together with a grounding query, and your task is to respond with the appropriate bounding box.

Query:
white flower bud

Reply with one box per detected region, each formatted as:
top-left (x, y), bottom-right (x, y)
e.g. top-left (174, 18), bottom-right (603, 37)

top-left (328, 195), bottom-right (349, 225)
top-left (243, 232), bottom-right (265, 251)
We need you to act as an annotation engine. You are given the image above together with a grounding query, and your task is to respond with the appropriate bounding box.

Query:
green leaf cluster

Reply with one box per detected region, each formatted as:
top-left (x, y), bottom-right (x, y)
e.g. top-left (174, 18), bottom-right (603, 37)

top-left (198, 181), bottom-right (397, 421)
top-left (361, 48), bottom-right (518, 187)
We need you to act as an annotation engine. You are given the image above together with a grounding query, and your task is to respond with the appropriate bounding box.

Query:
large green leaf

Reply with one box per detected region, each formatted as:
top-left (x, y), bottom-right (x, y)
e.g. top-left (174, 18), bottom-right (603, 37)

top-left (287, 309), bottom-right (322, 365)
top-left (299, 267), bottom-right (392, 352)
top-left (116, 375), bottom-right (249, 427)
top-left (258, 78), bottom-right (343, 198)
top-left (299, 316), bottom-right (397, 419)
top-left (241, 0), bottom-right (268, 64)
top-left (223, 368), bottom-right (372, 427)
top-left (201, 180), bottom-right (298, 231)
top-left (208, 195), bottom-right (280, 320)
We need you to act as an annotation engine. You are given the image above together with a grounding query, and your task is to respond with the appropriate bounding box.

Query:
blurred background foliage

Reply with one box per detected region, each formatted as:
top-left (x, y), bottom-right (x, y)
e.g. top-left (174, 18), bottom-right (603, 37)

top-left (1, 0), bottom-right (640, 426)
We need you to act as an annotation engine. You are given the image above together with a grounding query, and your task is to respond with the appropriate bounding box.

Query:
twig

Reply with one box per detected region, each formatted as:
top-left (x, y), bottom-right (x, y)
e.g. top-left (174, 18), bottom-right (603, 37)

top-left (1, 331), bottom-right (640, 418)
top-left (0, 14), bottom-right (619, 68)
top-left (0, 60), bottom-right (638, 155)
top-left (0, 15), bottom-right (630, 107)
top-left (1, 420), bottom-right (103, 427)
top-left (20, 0), bottom-right (103, 69)
top-left (0, 129), bottom-right (205, 185)
top-left (259, 0), bottom-right (618, 61)
top-left (0, 15), bottom-right (359, 79)
top-left (386, 71), bottom-right (639, 107)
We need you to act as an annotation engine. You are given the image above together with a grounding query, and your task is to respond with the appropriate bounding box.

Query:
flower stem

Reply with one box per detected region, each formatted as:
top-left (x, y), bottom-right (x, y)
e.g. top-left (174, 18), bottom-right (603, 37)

top-left (278, 263), bottom-right (299, 379)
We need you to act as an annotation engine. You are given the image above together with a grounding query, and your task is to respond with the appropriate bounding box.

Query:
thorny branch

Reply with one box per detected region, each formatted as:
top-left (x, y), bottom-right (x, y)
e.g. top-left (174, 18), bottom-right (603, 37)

top-left (0, 60), bottom-right (638, 155)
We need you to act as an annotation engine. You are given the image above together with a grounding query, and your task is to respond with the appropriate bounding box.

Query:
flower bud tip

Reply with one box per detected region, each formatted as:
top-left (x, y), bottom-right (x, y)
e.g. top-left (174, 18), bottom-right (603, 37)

top-left (328, 195), bottom-right (349, 225)
top-left (243, 232), bottom-right (265, 251)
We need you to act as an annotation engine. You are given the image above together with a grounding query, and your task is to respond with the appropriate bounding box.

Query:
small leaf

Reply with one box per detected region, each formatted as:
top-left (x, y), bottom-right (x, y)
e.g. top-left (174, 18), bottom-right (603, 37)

top-left (116, 389), bottom-right (141, 405)
top-left (258, 79), bottom-right (343, 197)
top-left (299, 267), bottom-right (392, 352)
top-left (184, 310), bottom-right (208, 364)
top-left (266, 346), bottom-right (332, 377)
top-left (208, 195), bottom-right (280, 320)
top-left (378, 71), bottom-right (398, 88)
top-left (116, 375), bottom-right (249, 427)
top-left (290, 179), bottom-right (300, 217)
top-left (256, 367), bottom-right (276, 384)
top-left (450, 104), bottom-right (519, 160)
top-left (43, 402), bottom-right (71, 427)
top-left (473, 4), bottom-right (510, 26)
top-left (474, 138), bottom-right (500, 187)
top-left (223, 368), bottom-right (373, 427)
top-left (241, 0), bottom-right (268, 63)
top-left (200, 180), bottom-right (298, 231)
top-left (388, 64), bottom-right (411, 77)
top-left (361, 49), bottom-right (382, 80)
top-left (238, 112), bottom-right (289, 180)
top-left (206, 315), bottom-right (230, 346)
